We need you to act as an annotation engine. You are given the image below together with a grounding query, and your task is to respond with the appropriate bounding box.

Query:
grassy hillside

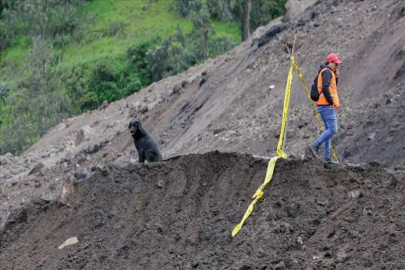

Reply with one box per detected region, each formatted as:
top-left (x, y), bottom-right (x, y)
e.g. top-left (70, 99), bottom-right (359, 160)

top-left (2, 0), bottom-right (240, 69)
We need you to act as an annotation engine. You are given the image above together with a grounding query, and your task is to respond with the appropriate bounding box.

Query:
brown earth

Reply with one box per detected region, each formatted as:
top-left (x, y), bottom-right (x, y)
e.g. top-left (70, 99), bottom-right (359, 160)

top-left (1, 152), bottom-right (405, 270)
top-left (1, 0), bottom-right (405, 268)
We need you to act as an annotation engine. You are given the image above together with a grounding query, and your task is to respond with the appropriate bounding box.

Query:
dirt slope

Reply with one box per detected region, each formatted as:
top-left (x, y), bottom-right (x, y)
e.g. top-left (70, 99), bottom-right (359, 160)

top-left (12, 0), bottom-right (403, 166)
top-left (1, 152), bottom-right (405, 270)
top-left (1, 0), bottom-right (405, 268)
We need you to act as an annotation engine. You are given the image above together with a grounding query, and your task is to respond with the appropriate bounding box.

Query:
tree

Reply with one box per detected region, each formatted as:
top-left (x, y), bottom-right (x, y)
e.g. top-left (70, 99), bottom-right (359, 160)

top-left (244, 0), bottom-right (251, 39)
top-left (174, 0), bottom-right (286, 42)
top-left (146, 26), bottom-right (197, 82)
top-left (250, 0), bottom-right (286, 31)
top-left (231, 0), bottom-right (251, 41)
top-left (189, 1), bottom-right (214, 59)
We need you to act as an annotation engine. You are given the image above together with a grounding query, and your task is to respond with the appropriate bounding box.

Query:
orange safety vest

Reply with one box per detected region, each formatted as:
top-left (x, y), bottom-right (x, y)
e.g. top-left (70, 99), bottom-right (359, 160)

top-left (316, 68), bottom-right (340, 107)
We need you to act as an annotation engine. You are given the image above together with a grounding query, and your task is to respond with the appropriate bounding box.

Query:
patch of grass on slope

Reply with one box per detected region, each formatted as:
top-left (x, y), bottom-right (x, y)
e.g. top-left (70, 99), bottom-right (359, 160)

top-left (61, 0), bottom-right (239, 70)
top-left (1, 0), bottom-right (239, 70)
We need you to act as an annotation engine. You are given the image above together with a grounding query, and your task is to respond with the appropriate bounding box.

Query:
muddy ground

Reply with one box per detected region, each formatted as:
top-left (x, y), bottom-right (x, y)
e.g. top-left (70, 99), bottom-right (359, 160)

top-left (1, 152), bottom-right (405, 270)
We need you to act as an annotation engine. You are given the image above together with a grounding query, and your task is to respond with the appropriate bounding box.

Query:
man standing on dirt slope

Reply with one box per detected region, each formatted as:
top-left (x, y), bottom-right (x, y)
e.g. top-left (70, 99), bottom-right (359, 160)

top-left (308, 53), bottom-right (343, 164)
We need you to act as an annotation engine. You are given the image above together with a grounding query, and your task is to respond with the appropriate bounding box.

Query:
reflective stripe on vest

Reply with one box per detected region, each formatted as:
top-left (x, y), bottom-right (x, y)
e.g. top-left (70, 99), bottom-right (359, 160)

top-left (316, 68), bottom-right (340, 107)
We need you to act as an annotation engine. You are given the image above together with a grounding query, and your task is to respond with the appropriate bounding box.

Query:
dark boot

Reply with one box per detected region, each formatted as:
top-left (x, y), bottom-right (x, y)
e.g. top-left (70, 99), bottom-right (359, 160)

top-left (307, 144), bottom-right (319, 159)
top-left (324, 157), bottom-right (339, 164)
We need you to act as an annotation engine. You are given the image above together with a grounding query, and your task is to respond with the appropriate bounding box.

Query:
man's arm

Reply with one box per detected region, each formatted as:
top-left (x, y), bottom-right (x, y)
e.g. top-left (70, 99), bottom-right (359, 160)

top-left (322, 70), bottom-right (334, 105)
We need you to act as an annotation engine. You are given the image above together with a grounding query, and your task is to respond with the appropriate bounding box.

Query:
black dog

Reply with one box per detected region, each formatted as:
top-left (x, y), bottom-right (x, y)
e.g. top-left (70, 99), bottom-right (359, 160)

top-left (128, 120), bottom-right (163, 163)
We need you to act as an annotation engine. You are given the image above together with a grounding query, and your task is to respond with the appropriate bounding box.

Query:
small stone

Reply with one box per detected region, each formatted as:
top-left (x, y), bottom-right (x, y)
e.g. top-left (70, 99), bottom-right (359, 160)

top-left (367, 132), bottom-right (376, 141)
top-left (213, 128), bottom-right (226, 135)
top-left (137, 102), bottom-right (148, 113)
top-left (28, 162), bottom-right (45, 175)
top-left (58, 237), bottom-right (79, 250)
top-left (349, 230), bottom-right (362, 239)
top-left (84, 144), bottom-right (102, 155)
top-left (285, 202), bottom-right (301, 218)
top-left (157, 180), bottom-right (165, 188)
top-left (99, 100), bottom-right (109, 110)
top-left (199, 77), bottom-right (207, 87)
top-left (129, 102), bottom-right (148, 117)
top-left (279, 222), bottom-right (292, 234)
top-left (74, 171), bottom-right (87, 181)
top-left (364, 179), bottom-right (373, 189)
top-left (75, 129), bottom-right (85, 146)
top-left (324, 251), bottom-right (332, 258)
top-left (348, 190), bottom-right (361, 199)
top-left (274, 261), bottom-right (285, 269)
top-left (363, 207), bottom-right (373, 216)
top-left (336, 249), bottom-right (348, 262)
top-left (173, 85), bottom-right (182, 95)
top-left (98, 164), bottom-right (108, 176)
top-left (315, 198), bottom-right (327, 206)
top-left (396, 222), bottom-right (405, 231)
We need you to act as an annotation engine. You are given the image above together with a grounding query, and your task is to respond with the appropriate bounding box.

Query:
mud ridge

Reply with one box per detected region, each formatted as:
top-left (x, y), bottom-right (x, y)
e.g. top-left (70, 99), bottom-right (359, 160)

top-left (1, 152), bottom-right (404, 270)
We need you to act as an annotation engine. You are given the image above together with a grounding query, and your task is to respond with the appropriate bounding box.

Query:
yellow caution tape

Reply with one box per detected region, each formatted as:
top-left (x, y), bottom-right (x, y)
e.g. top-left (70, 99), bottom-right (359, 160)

top-left (232, 56), bottom-right (339, 237)
top-left (291, 57), bottom-right (339, 162)
top-left (277, 63), bottom-right (294, 158)
top-left (232, 156), bottom-right (281, 237)
top-left (232, 61), bottom-right (294, 237)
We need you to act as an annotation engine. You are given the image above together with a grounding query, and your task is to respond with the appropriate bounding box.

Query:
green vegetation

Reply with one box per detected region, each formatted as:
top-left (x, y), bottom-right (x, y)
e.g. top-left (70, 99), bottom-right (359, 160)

top-left (0, 0), bottom-right (285, 155)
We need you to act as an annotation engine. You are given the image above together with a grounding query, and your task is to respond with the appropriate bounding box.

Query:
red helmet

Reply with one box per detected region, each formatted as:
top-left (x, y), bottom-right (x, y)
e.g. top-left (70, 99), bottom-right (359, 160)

top-left (326, 53), bottom-right (343, 65)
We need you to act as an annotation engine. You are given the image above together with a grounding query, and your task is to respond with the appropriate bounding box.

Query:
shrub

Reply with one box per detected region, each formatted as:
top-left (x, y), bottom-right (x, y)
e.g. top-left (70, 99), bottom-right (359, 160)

top-left (146, 24), bottom-right (237, 82)
top-left (0, 0), bottom-right (92, 50)
top-left (63, 39), bottom-right (157, 113)
top-left (0, 38), bottom-right (70, 155)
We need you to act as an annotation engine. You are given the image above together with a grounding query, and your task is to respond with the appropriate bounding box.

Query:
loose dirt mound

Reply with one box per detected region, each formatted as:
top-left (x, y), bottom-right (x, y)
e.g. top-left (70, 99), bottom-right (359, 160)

top-left (2, 0), bottom-right (405, 228)
top-left (1, 152), bottom-right (404, 270)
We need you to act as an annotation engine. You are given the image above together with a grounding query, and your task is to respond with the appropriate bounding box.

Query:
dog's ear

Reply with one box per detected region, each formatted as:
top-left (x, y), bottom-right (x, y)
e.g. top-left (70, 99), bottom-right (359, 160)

top-left (136, 121), bottom-right (142, 130)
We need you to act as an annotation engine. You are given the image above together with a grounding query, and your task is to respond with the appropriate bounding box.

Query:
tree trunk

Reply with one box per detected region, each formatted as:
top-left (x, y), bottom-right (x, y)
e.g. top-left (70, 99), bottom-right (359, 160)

top-left (242, 0), bottom-right (251, 41)
top-left (204, 30), bottom-right (208, 58)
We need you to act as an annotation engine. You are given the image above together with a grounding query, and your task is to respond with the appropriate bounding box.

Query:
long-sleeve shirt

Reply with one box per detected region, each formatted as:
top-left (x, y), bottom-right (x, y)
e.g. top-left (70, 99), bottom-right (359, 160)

top-left (319, 65), bottom-right (338, 106)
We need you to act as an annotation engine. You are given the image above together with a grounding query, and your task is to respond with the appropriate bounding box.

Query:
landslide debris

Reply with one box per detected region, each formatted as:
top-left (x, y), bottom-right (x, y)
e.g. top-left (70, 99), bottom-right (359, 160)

top-left (1, 152), bottom-right (404, 270)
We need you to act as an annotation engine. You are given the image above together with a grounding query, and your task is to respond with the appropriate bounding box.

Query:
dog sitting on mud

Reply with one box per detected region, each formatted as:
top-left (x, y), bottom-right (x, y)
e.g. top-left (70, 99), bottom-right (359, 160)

top-left (128, 120), bottom-right (163, 163)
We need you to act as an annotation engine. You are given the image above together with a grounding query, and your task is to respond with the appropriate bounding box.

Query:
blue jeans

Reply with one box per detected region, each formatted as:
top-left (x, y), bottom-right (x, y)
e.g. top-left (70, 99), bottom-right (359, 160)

top-left (314, 106), bottom-right (338, 159)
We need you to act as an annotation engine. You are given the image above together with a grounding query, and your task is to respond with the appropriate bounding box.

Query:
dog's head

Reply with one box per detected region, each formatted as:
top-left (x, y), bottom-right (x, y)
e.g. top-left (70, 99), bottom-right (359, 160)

top-left (128, 119), bottom-right (143, 136)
